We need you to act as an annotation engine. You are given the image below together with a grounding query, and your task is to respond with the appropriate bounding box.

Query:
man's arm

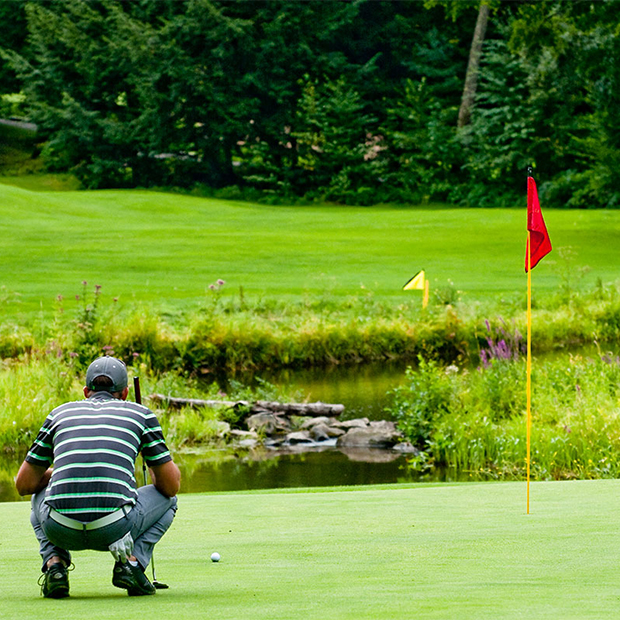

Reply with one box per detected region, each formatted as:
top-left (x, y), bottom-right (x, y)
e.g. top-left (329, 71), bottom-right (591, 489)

top-left (15, 461), bottom-right (52, 496)
top-left (149, 460), bottom-right (181, 498)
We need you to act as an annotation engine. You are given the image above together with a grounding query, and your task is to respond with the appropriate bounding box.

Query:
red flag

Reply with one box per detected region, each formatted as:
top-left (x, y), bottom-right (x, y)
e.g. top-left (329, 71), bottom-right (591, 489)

top-left (525, 176), bottom-right (552, 272)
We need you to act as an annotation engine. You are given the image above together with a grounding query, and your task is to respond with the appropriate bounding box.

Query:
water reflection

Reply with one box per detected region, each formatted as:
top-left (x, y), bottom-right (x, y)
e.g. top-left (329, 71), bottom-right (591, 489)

top-left (173, 447), bottom-right (422, 494)
top-left (0, 447), bottom-right (431, 503)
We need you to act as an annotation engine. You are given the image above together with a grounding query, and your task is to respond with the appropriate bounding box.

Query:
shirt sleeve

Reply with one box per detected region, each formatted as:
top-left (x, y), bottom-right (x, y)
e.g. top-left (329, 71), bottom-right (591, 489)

top-left (25, 417), bottom-right (55, 467)
top-left (140, 411), bottom-right (172, 466)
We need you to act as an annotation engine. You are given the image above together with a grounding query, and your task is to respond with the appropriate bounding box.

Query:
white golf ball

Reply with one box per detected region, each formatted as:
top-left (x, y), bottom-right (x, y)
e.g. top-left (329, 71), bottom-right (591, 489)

top-left (211, 552), bottom-right (221, 562)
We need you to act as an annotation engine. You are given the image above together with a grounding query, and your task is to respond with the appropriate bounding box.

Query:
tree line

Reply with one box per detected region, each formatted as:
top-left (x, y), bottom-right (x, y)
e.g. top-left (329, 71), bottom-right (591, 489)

top-left (1, 0), bottom-right (619, 208)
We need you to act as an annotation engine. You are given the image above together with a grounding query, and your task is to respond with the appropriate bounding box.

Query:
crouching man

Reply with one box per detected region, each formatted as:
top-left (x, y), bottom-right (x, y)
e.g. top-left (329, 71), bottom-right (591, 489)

top-left (15, 356), bottom-right (180, 598)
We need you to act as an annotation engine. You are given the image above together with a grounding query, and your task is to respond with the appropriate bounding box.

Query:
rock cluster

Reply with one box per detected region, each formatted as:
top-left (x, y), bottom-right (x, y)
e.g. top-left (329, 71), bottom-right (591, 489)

top-left (149, 394), bottom-right (418, 460)
top-left (233, 412), bottom-right (417, 455)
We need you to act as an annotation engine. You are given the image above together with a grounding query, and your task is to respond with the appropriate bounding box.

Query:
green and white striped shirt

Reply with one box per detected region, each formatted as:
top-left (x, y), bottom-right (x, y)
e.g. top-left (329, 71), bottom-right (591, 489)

top-left (26, 392), bottom-right (172, 522)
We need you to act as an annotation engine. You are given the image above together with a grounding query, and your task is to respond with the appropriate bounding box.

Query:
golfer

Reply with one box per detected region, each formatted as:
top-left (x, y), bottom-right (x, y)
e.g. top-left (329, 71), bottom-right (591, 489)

top-left (15, 356), bottom-right (180, 598)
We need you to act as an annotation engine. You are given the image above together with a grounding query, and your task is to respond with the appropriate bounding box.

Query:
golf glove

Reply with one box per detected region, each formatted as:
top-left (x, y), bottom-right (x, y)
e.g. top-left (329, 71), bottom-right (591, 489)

top-left (108, 531), bottom-right (134, 563)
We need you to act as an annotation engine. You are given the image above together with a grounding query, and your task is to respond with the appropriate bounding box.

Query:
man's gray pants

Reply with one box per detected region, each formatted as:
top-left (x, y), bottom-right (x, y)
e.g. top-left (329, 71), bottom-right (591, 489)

top-left (30, 484), bottom-right (177, 572)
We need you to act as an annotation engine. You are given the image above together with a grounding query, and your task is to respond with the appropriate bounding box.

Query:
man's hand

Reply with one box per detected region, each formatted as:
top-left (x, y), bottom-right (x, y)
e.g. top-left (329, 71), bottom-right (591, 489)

top-left (108, 531), bottom-right (134, 563)
top-left (150, 460), bottom-right (181, 498)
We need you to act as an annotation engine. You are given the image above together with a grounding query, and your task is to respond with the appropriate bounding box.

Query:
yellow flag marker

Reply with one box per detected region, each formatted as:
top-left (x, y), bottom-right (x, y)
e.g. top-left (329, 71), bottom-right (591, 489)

top-left (403, 270), bottom-right (425, 291)
top-left (403, 270), bottom-right (429, 309)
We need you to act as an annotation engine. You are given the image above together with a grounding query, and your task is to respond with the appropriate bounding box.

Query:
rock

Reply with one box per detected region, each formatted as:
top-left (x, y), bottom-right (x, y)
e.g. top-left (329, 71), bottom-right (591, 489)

top-left (229, 429), bottom-right (258, 439)
top-left (369, 420), bottom-right (396, 433)
top-left (286, 431), bottom-right (314, 444)
top-left (213, 421), bottom-right (231, 437)
top-left (392, 442), bottom-right (419, 454)
top-left (336, 426), bottom-right (403, 449)
top-left (326, 426), bottom-right (346, 438)
top-left (334, 418), bottom-right (369, 430)
top-left (264, 437), bottom-right (286, 447)
top-left (300, 416), bottom-right (336, 430)
top-left (310, 424), bottom-right (330, 442)
top-left (246, 412), bottom-right (290, 435)
top-left (237, 438), bottom-right (258, 448)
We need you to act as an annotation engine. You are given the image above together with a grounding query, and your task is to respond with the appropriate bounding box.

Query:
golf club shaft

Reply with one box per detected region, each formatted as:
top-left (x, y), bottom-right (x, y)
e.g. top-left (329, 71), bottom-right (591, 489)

top-left (134, 376), bottom-right (160, 584)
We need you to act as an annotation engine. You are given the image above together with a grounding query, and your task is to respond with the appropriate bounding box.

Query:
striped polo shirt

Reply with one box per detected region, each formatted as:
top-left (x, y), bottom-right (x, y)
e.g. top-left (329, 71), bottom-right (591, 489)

top-left (25, 391), bottom-right (172, 522)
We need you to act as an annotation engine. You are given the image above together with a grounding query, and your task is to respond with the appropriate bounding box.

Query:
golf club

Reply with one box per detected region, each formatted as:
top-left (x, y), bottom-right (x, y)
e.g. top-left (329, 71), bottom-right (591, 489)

top-left (134, 376), bottom-right (169, 590)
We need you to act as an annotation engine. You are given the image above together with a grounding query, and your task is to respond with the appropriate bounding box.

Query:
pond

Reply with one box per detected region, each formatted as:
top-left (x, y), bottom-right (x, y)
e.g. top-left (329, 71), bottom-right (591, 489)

top-left (4, 347), bottom-right (614, 503)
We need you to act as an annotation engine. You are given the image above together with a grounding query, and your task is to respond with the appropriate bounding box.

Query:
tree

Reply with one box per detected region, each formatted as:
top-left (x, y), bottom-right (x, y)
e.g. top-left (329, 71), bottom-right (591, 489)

top-left (0, 0), bottom-right (28, 97)
top-left (457, 1), bottom-right (491, 128)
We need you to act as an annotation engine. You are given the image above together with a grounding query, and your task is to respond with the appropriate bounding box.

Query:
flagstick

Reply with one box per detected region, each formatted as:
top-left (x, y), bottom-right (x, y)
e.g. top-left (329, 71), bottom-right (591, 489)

top-left (526, 232), bottom-right (532, 515)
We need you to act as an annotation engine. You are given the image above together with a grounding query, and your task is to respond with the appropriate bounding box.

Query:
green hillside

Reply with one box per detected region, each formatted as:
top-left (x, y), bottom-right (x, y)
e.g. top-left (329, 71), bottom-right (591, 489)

top-left (3, 182), bottom-right (619, 317)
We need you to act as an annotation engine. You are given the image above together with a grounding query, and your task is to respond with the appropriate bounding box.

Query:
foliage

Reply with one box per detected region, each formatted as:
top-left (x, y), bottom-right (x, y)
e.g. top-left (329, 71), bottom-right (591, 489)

top-left (388, 350), bottom-right (620, 481)
top-left (1, 1), bottom-right (619, 205)
top-left (390, 358), bottom-right (456, 447)
top-left (2, 277), bottom-right (620, 388)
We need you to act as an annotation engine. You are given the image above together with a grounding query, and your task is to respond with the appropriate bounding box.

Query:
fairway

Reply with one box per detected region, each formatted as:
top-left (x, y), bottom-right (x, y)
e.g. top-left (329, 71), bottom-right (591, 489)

top-left (2, 480), bottom-right (620, 619)
top-left (3, 182), bottom-right (620, 316)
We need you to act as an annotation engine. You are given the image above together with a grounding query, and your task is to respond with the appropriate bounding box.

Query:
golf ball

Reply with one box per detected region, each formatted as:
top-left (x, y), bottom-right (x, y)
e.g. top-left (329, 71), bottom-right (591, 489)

top-left (211, 552), bottom-right (221, 562)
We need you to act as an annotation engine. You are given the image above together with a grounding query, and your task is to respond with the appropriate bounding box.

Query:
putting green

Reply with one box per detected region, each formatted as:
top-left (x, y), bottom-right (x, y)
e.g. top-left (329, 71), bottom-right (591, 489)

top-left (3, 181), bottom-right (620, 317)
top-left (2, 480), bottom-right (619, 618)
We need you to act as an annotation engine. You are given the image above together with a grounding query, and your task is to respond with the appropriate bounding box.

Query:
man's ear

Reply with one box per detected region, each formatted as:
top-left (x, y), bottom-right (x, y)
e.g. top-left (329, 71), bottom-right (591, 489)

top-left (121, 386), bottom-right (129, 401)
top-left (83, 386), bottom-right (91, 398)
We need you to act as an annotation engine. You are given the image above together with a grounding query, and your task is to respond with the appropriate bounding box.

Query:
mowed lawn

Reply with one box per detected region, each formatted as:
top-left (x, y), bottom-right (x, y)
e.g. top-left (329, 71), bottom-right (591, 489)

top-left (2, 480), bottom-right (620, 619)
top-left (3, 182), bottom-right (620, 316)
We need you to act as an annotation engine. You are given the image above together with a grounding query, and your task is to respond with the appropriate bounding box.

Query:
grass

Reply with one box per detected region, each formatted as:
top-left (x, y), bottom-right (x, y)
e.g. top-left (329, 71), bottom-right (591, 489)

top-left (0, 173), bottom-right (81, 192)
top-left (2, 480), bottom-right (620, 619)
top-left (2, 180), bottom-right (620, 318)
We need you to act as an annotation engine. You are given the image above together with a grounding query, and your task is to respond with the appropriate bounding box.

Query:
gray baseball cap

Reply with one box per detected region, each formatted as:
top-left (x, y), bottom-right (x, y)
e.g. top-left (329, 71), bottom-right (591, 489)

top-left (86, 356), bottom-right (128, 392)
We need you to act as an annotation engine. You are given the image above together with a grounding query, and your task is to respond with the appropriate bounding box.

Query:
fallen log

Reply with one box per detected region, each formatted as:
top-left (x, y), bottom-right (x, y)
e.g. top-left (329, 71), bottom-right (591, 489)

top-left (148, 393), bottom-right (345, 417)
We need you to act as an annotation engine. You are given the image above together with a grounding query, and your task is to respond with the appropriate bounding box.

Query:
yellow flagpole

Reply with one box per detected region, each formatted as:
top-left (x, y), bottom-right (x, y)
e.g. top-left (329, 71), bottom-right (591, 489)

top-left (526, 231), bottom-right (532, 514)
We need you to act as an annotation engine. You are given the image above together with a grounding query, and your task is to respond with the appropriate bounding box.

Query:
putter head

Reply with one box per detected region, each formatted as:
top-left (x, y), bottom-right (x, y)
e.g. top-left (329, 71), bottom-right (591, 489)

top-left (153, 580), bottom-right (169, 590)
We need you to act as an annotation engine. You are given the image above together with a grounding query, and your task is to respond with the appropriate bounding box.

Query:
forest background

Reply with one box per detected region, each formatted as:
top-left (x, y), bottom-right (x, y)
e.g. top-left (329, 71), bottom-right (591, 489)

top-left (1, 0), bottom-right (619, 208)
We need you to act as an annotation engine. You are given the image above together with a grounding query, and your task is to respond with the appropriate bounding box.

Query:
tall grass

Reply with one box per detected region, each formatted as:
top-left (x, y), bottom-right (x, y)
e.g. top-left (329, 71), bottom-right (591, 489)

top-left (0, 349), bottom-right (295, 456)
top-left (388, 342), bottom-right (620, 481)
top-left (2, 280), bottom-right (620, 376)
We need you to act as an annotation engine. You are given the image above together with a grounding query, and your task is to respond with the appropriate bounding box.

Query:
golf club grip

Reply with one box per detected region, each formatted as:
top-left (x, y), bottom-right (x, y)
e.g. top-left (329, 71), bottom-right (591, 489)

top-left (133, 376), bottom-right (142, 405)
top-left (134, 376), bottom-right (148, 481)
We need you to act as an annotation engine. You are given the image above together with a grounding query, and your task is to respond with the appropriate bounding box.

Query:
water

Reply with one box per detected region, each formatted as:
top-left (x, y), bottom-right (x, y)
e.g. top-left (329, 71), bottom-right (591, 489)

top-left (0, 446), bottom-right (422, 503)
top-left (177, 446), bottom-right (420, 494)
